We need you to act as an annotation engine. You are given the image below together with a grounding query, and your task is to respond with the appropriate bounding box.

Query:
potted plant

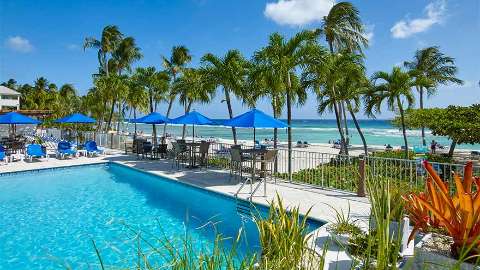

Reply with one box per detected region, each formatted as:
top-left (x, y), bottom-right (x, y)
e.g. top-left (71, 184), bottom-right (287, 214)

top-left (403, 161), bottom-right (480, 269)
top-left (326, 204), bottom-right (362, 247)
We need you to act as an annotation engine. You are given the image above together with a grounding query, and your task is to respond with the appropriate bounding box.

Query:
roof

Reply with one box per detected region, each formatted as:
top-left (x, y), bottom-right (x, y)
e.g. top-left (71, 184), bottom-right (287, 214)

top-left (0, 86), bottom-right (20, 96)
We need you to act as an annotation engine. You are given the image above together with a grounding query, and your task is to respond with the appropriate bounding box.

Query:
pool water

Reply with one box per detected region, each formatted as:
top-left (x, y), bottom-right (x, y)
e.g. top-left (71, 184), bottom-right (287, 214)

top-left (0, 163), bottom-right (323, 269)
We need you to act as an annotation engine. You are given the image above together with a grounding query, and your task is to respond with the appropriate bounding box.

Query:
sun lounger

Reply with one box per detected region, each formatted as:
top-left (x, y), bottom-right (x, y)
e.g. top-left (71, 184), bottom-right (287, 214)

top-left (56, 141), bottom-right (76, 159)
top-left (26, 144), bottom-right (47, 162)
top-left (85, 140), bottom-right (104, 157)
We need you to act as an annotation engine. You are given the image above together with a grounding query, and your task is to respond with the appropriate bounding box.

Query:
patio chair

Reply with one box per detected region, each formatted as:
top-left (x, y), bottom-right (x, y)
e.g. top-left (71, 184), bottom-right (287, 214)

top-left (141, 141), bottom-right (153, 159)
top-left (154, 144), bottom-right (168, 159)
top-left (194, 141), bottom-right (211, 168)
top-left (56, 141), bottom-right (77, 159)
top-left (171, 142), bottom-right (188, 168)
top-left (254, 149), bottom-right (278, 184)
top-left (26, 144), bottom-right (47, 162)
top-left (85, 140), bottom-right (104, 157)
top-left (229, 146), bottom-right (252, 182)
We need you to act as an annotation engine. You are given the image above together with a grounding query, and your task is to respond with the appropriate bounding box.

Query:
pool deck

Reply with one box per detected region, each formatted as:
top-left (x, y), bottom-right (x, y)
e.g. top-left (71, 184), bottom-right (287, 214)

top-left (0, 151), bottom-right (370, 269)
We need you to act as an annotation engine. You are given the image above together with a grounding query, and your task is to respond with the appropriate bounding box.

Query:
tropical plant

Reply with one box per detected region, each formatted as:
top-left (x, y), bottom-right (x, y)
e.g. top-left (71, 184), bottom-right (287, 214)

top-left (404, 46), bottom-right (464, 146)
top-left (367, 67), bottom-right (418, 159)
top-left (403, 161), bottom-right (480, 257)
top-left (201, 50), bottom-right (249, 144)
top-left (83, 25), bottom-right (123, 77)
top-left (254, 31), bottom-right (318, 180)
top-left (319, 1), bottom-right (369, 150)
top-left (162, 46), bottom-right (192, 137)
top-left (172, 68), bottom-right (215, 138)
top-left (126, 78), bottom-right (148, 135)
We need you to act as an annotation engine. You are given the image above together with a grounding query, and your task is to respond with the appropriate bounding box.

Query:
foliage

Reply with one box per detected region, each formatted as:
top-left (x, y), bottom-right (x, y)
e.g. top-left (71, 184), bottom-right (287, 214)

top-left (327, 204), bottom-right (362, 236)
top-left (254, 194), bottom-right (322, 270)
top-left (393, 105), bottom-right (480, 146)
top-left (403, 161), bottom-right (480, 256)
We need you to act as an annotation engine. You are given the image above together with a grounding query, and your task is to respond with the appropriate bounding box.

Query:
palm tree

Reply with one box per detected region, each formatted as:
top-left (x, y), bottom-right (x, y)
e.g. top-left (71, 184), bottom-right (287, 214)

top-left (254, 31), bottom-right (317, 180)
top-left (319, 1), bottom-right (368, 150)
top-left (58, 84), bottom-right (79, 117)
top-left (132, 67), bottom-right (170, 145)
top-left (162, 46), bottom-right (192, 137)
top-left (404, 46), bottom-right (463, 146)
top-left (108, 36), bottom-right (142, 133)
top-left (83, 25), bottom-right (123, 77)
top-left (172, 68), bottom-right (215, 138)
top-left (368, 67), bottom-right (417, 159)
top-left (201, 50), bottom-right (249, 144)
top-left (126, 78), bottom-right (148, 136)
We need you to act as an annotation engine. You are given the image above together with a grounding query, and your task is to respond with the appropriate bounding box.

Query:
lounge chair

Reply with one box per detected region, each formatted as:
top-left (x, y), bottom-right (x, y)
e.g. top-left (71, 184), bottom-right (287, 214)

top-left (57, 141), bottom-right (77, 159)
top-left (296, 141), bottom-right (303, 148)
top-left (85, 140), bottom-right (104, 157)
top-left (26, 144), bottom-right (47, 162)
top-left (0, 145), bottom-right (7, 164)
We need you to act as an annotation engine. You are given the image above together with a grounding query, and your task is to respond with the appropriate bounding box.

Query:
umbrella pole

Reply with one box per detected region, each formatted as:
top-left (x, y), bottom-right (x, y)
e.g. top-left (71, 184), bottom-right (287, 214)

top-left (192, 124), bottom-right (195, 143)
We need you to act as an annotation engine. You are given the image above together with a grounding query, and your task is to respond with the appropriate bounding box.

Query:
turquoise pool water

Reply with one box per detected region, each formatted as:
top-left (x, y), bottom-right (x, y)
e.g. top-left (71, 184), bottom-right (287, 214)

top-left (0, 163), bottom-right (323, 269)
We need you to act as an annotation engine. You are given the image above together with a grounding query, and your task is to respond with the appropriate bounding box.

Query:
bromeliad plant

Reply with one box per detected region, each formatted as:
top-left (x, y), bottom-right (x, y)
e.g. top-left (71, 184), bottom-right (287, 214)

top-left (403, 160), bottom-right (480, 255)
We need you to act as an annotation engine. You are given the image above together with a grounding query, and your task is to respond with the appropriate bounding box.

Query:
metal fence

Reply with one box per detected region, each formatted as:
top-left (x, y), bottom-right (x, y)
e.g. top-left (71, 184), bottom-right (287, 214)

top-left (87, 133), bottom-right (480, 194)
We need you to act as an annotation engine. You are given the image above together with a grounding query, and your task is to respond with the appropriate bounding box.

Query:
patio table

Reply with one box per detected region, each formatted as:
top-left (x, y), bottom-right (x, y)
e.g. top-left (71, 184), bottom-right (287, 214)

top-left (185, 142), bottom-right (201, 169)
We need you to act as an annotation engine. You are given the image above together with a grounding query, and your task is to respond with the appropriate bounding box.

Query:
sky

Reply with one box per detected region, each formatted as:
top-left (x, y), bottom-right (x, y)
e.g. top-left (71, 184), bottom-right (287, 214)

top-left (0, 0), bottom-right (479, 119)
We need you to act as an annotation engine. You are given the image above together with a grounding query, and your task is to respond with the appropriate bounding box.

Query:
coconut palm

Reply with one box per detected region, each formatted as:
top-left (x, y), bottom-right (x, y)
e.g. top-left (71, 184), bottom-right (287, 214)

top-left (132, 67), bottom-right (170, 145)
top-left (201, 50), bottom-right (249, 144)
top-left (83, 25), bottom-right (123, 76)
top-left (57, 84), bottom-right (79, 117)
top-left (162, 46), bottom-right (192, 136)
top-left (126, 78), bottom-right (148, 136)
top-left (319, 1), bottom-right (368, 150)
top-left (254, 31), bottom-right (318, 180)
top-left (172, 68), bottom-right (215, 138)
top-left (368, 67), bottom-right (418, 159)
top-left (404, 46), bottom-right (463, 146)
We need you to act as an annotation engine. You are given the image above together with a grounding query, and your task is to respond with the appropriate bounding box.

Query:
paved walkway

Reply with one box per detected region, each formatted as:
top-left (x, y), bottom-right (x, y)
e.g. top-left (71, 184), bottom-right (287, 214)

top-left (0, 151), bottom-right (371, 269)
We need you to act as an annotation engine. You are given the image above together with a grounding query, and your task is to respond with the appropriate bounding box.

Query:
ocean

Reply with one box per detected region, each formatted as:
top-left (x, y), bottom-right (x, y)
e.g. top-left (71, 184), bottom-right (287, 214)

top-left (126, 119), bottom-right (480, 150)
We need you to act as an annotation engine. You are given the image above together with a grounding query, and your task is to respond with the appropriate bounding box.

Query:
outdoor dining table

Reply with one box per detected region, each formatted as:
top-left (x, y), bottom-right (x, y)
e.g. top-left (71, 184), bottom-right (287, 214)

top-left (185, 142), bottom-right (202, 169)
top-left (241, 148), bottom-right (268, 179)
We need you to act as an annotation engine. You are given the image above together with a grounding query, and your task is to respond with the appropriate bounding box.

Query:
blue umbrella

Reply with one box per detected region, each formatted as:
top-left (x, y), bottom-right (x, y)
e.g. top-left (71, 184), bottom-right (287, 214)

top-left (171, 111), bottom-right (214, 142)
top-left (0, 112), bottom-right (41, 124)
top-left (0, 112), bottom-right (41, 136)
top-left (223, 108), bottom-right (287, 144)
top-left (54, 113), bottom-right (96, 144)
top-left (54, 113), bottom-right (96, 124)
top-left (131, 112), bottom-right (170, 124)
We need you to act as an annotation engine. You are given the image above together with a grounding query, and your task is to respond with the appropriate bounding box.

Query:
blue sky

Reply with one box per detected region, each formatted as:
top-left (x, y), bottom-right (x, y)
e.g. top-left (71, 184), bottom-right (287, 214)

top-left (1, 0), bottom-right (479, 119)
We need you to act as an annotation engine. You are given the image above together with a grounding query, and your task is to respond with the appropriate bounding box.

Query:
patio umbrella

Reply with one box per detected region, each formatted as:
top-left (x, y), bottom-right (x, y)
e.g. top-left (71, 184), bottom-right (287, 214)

top-left (0, 112), bottom-right (41, 136)
top-left (171, 111), bottom-right (214, 142)
top-left (54, 113), bottom-right (96, 143)
top-left (130, 112), bottom-right (170, 146)
top-left (223, 108), bottom-right (287, 145)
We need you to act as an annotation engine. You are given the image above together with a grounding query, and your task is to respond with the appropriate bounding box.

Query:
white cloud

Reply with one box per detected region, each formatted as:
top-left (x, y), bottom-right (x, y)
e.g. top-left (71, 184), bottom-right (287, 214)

top-left (264, 0), bottom-right (335, 26)
top-left (364, 24), bottom-right (375, 44)
top-left (5, 36), bottom-right (34, 53)
top-left (391, 0), bottom-right (446, 39)
top-left (66, 44), bottom-right (80, 51)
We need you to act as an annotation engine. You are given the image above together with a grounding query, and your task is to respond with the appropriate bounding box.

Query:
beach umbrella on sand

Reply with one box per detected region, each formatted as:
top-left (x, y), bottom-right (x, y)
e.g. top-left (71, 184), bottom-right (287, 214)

top-left (171, 111), bottom-right (214, 142)
top-left (0, 112), bottom-right (41, 136)
top-left (54, 113), bottom-right (96, 143)
top-left (223, 108), bottom-right (287, 145)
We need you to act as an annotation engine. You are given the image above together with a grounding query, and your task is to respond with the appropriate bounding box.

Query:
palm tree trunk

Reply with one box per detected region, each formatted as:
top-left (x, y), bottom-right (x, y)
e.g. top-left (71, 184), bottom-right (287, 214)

top-left (163, 96), bottom-right (175, 141)
top-left (333, 101), bottom-right (348, 155)
top-left (397, 97), bottom-right (409, 159)
top-left (287, 73), bottom-right (293, 182)
top-left (116, 102), bottom-right (122, 134)
top-left (347, 104), bottom-right (368, 156)
top-left (342, 102), bottom-right (350, 145)
top-left (182, 100), bottom-right (193, 139)
top-left (224, 88), bottom-right (237, 144)
top-left (272, 100), bottom-right (278, 174)
top-left (419, 86), bottom-right (426, 146)
top-left (106, 98), bottom-right (116, 132)
top-left (448, 140), bottom-right (457, 157)
top-left (149, 90), bottom-right (157, 148)
top-left (133, 108), bottom-right (137, 136)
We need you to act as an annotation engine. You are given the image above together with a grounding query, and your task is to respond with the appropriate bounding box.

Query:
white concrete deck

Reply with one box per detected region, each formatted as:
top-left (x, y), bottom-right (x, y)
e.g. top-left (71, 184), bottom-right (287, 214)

top-left (0, 151), bottom-right (371, 269)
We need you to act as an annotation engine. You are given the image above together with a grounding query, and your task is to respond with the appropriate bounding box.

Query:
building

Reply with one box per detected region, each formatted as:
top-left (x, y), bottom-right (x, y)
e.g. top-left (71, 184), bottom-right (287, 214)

top-left (0, 86), bottom-right (20, 110)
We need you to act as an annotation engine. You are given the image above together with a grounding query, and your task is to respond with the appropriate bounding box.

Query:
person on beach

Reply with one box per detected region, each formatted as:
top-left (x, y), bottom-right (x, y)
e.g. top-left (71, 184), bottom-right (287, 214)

top-left (431, 140), bottom-right (437, 154)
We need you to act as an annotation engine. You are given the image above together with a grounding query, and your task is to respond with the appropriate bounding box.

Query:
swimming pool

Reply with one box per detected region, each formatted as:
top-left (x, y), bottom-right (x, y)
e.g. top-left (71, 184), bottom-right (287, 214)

top-left (0, 162), bottom-right (323, 269)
